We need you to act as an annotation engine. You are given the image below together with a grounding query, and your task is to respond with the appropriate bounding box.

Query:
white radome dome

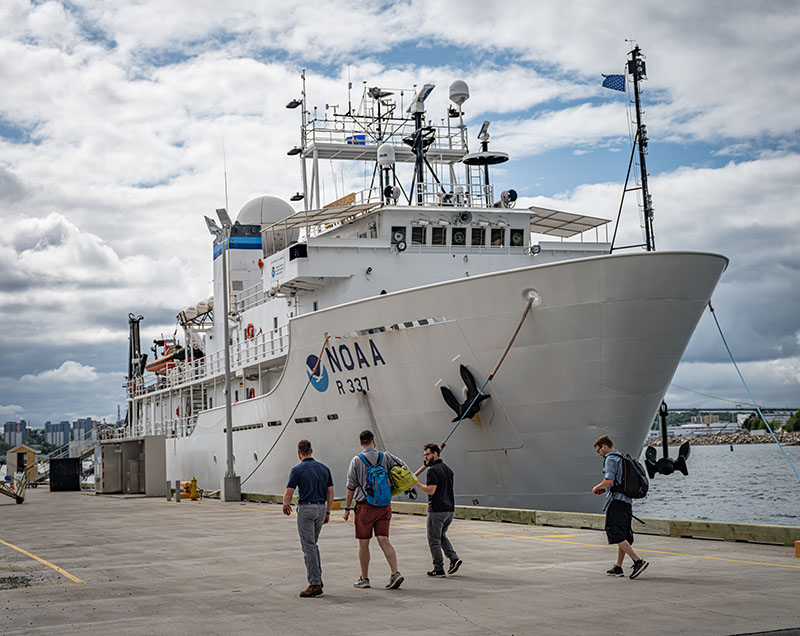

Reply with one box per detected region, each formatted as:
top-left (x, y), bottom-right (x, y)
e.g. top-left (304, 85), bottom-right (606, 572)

top-left (236, 196), bottom-right (295, 226)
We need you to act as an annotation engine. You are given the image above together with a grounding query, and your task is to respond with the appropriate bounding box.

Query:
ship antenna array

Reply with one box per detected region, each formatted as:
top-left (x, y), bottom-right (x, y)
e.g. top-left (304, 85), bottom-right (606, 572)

top-left (629, 45), bottom-right (655, 251)
top-left (609, 44), bottom-right (656, 253)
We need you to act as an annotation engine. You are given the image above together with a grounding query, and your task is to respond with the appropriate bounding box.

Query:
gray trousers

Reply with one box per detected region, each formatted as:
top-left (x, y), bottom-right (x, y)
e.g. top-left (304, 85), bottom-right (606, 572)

top-left (297, 504), bottom-right (326, 585)
top-left (427, 510), bottom-right (459, 569)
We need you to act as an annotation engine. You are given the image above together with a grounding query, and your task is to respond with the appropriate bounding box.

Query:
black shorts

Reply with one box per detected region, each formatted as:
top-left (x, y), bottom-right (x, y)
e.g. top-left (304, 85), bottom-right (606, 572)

top-left (605, 499), bottom-right (634, 545)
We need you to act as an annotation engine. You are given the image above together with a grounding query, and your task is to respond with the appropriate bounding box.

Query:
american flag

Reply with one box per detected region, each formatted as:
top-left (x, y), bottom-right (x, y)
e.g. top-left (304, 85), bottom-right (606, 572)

top-left (602, 74), bottom-right (625, 92)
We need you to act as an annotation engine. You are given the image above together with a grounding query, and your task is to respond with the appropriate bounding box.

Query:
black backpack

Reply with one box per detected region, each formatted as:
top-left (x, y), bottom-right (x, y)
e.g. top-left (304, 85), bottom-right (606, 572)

top-left (609, 451), bottom-right (649, 499)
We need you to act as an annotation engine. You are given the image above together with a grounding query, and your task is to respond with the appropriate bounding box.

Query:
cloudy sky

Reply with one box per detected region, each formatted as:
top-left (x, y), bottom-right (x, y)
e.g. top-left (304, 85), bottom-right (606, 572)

top-left (1, 0), bottom-right (799, 428)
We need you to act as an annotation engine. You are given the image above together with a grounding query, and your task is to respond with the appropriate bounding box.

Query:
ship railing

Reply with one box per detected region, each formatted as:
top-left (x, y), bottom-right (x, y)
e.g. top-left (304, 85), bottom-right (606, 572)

top-left (412, 181), bottom-right (494, 208)
top-left (125, 329), bottom-right (288, 400)
top-left (298, 182), bottom-right (498, 232)
top-left (232, 326), bottom-right (288, 368)
top-left (235, 282), bottom-right (266, 313)
top-left (162, 416), bottom-right (193, 438)
top-left (302, 118), bottom-right (466, 155)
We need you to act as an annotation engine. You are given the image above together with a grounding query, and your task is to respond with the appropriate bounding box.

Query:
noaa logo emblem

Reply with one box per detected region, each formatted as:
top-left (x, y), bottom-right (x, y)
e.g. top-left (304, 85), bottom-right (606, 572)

top-left (305, 354), bottom-right (329, 392)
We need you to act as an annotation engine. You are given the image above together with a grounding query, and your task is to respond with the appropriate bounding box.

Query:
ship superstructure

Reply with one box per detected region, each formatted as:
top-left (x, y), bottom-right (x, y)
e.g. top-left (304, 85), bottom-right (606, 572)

top-left (107, 66), bottom-right (727, 512)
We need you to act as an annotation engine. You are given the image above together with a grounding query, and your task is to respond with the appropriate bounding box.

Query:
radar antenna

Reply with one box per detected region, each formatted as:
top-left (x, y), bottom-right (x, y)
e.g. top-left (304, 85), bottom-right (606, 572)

top-left (406, 84), bottom-right (436, 205)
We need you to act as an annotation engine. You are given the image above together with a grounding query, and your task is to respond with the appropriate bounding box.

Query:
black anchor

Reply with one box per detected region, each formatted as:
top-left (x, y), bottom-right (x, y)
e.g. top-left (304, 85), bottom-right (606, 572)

top-left (645, 401), bottom-right (690, 478)
top-left (440, 364), bottom-right (490, 423)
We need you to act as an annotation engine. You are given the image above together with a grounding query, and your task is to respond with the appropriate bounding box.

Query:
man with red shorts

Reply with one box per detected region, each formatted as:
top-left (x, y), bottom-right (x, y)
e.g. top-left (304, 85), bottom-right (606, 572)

top-left (343, 430), bottom-right (405, 590)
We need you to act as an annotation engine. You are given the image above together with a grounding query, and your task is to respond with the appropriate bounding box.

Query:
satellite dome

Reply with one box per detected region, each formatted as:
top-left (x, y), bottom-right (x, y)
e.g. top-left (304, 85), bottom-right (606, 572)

top-left (236, 196), bottom-right (295, 226)
top-left (449, 80), bottom-right (470, 106)
top-left (377, 143), bottom-right (395, 167)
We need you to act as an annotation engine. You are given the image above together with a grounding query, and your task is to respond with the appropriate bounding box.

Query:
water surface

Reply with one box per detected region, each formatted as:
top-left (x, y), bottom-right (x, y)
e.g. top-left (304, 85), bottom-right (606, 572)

top-left (636, 444), bottom-right (800, 525)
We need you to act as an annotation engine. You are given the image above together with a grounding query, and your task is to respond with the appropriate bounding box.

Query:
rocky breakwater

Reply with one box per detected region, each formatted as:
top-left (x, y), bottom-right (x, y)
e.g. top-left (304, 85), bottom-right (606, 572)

top-left (646, 431), bottom-right (800, 446)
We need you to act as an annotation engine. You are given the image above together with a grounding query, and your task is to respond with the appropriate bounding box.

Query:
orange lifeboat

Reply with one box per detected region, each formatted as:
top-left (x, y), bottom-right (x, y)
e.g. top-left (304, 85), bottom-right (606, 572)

top-left (145, 349), bottom-right (179, 375)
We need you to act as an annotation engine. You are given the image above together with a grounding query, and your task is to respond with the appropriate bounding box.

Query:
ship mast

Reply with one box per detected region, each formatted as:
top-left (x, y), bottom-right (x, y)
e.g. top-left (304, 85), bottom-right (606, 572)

top-left (628, 45), bottom-right (655, 251)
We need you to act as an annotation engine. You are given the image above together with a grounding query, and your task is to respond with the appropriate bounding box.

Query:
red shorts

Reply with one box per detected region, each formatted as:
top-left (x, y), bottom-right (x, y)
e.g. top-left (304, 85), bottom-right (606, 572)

top-left (354, 503), bottom-right (392, 539)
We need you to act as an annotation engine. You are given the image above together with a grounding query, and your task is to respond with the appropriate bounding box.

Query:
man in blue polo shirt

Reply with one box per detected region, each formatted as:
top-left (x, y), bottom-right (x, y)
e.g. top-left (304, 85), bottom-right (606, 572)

top-left (283, 439), bottom-right (334, 597)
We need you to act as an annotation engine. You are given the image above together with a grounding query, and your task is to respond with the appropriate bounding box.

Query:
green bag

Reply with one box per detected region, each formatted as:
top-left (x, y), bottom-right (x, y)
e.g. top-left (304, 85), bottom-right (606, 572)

top-left (389, 464), bottom-right (418, 496)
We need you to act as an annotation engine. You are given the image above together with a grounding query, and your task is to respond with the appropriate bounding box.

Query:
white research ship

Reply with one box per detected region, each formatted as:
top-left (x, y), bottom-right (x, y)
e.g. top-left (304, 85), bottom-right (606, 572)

top-left (106, 61), bottom-right (727, 512)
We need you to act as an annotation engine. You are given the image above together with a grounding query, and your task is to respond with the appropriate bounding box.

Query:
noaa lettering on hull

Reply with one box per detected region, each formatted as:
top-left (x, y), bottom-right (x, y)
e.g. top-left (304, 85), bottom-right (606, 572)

top-left (115, 68), bottom-right (728, 512)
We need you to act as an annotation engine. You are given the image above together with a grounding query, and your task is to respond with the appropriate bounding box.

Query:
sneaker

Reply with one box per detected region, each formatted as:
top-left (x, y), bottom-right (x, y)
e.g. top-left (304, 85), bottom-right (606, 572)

top-left (386, 571), bottom-right (404, 589)
top-left (353, 577), bottom-right (371, 588)
top-left (448, 558), bottom-right (462, 575)
top-left (299, 584), bottom-right (323, 597)
top-left (427, 568), bottom-right (446, 577)
top-left (630, 559), bottom-right (649, 579)
top-left (606, 565), bottom-right (624, 577)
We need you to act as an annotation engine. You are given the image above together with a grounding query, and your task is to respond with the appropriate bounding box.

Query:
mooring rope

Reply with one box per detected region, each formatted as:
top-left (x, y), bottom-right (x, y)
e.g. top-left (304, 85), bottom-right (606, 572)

top-left (414, 295), bottom-right (536, 477)
top-left (240, 335), bottom-right (330, 486)
top-left (707, 301), bottom-right (800, 483)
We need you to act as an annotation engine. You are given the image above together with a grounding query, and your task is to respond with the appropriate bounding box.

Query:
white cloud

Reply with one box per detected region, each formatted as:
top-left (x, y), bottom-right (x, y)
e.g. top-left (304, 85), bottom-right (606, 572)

top-left (20, 360), bottom-right (98, 384)
top-left (671, 356), bottom-right (800, 408)
top-left (1, 0), bottom-right (799, 421)
top-left (0, 403), bottom-right (25, 420)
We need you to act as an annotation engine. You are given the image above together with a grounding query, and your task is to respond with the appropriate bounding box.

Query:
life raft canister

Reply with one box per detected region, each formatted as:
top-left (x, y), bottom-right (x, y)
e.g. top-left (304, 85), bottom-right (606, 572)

top-left (245, 323), bottom-right (255, 339)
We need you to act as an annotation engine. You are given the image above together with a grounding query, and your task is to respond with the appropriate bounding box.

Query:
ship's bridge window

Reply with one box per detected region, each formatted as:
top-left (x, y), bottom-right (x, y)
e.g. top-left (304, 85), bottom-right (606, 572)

top-left (510, 229), bottom-right (525, 247)
top-left (411, 226), bottom-right (426, 245)
top-left (431, 227), bottom-right (446, 245)
top-left (451, 227), bottom-right (467, 246)
top-left (471, 227), bottom-right (486, 246)
top-left (491, 228), bottom-right (505, 247)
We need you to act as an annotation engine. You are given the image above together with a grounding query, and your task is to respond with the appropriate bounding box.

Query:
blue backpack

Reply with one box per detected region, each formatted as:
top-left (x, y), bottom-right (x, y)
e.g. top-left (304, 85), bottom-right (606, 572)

top-left (359, 451), bottom-right (393, 506)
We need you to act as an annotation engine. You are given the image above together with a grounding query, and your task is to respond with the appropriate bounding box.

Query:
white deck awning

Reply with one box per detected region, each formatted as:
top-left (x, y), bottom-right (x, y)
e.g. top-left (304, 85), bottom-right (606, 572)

top-left (529, 206), bottom-right (610, 238)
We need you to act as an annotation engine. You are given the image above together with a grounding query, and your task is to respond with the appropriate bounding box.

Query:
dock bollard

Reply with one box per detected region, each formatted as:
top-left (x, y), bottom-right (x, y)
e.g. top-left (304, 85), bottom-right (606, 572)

top-left (165, 481), bottom-right (171, 501)
top-left (795, 541), bottom-right (799, 558)
top-left (175, 480), bottom-right (181, 503)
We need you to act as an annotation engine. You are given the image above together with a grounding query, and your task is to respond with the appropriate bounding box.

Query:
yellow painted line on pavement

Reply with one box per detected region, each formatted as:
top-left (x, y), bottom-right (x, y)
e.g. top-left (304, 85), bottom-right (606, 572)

top-left (0, 564), bottom-right (26, 569)
top-left (0, 538), bottom-right (86, 584)
top-left (391, 521), bottom-right (800, 570)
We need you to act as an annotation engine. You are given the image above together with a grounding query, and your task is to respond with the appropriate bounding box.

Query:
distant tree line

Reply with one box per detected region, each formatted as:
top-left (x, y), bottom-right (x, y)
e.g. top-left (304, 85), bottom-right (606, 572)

top-left (741, 410), bottom-right (800, 432)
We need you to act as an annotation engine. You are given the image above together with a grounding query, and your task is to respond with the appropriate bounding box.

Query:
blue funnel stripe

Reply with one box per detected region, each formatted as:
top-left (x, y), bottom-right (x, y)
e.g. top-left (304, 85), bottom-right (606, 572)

top-left (213, 236), bottom-right (263, 259)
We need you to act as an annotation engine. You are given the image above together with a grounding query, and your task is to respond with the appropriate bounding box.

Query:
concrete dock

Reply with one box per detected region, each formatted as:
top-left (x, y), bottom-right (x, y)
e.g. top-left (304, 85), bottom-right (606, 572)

top-left (2, 488), bottom-right (799, 635)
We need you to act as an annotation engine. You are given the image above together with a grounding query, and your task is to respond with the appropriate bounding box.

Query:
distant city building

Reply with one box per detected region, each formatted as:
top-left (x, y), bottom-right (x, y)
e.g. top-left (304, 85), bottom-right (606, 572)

top-left (3, 420), bottom-right (28, 447)
top-left (72, 418), bottom-right (98, 442)
top-left (45, 420), bottom-right (71, 447)
top-left (690, 414), bottom-right (720, 424)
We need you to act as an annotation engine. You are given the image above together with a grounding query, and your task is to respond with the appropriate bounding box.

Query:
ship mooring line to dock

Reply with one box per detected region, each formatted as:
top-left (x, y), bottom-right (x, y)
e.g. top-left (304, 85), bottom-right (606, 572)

top-left (240, 335), bottom-right (331, 487)
top-left (415, 295), bottom-right (536, 478)
top-left (0, 538), bottom-right (86, 584)
top-left (708, 301), bottom-right (800, 483)
top-left (389, 521), bottom-right (800, 570)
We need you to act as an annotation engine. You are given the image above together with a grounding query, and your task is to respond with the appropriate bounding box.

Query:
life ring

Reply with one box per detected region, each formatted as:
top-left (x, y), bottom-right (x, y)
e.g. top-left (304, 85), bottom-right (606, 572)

top-left (245, 323), bottom-right (255, 339)
top-left (247, 388), bottom-right (255, 399)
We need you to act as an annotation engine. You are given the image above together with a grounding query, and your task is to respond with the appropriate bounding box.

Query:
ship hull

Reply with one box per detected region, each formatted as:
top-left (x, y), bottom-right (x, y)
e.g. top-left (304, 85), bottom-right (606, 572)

top-left (166, 250), bottom-right (727, 512)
